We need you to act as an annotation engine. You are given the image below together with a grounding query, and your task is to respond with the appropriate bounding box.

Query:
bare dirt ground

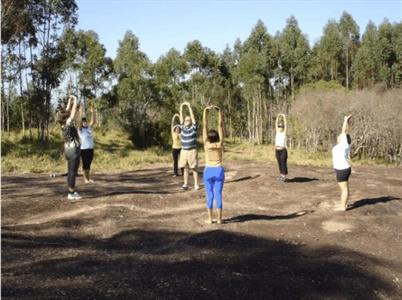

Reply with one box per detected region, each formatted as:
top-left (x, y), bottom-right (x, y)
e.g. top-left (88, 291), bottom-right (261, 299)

top-left (2, 161), bottom-right (402, 299)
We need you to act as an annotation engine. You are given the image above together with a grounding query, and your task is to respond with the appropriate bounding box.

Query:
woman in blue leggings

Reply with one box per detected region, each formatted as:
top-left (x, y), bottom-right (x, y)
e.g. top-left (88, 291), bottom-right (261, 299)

top-left (202, 105), bottom-right (224, 224)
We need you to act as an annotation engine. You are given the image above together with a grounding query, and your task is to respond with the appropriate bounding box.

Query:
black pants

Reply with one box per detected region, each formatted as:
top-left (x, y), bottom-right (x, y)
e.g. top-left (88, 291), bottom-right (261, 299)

top-left (65, 146), bottom-right (81, 190)
top-left (275, 148), bottom-right (288, 175)
top-left (172, 148), bottom-right (183, 176)
top-left (81, 149), bottom-right (94, 170)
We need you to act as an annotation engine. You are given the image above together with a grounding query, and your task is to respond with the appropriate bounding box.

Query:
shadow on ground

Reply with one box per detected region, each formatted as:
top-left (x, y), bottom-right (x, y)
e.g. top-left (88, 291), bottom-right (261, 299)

top-left (226, 174), bottom-right (261, 184)
top-left (224, 210), bottom-right (314, 223)
top-left (1, 228), bottom-right (398, 300)
top-left (349, 196), bottom-right (401, 210)
top-left (286, 177), bottom-right (318, 183)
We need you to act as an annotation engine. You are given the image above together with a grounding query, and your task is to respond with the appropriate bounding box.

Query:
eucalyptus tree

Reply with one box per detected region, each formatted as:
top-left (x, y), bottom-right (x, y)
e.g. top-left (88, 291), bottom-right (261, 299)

top-left (352, 21), bottom-right (380, 88)
top-left (377, 20), bottom-right (400, 87)
top-left (339, 11), bottom-right (360, 89)
top-left (279, 16), bottom-right (310, 101)
top-left (114, 31), bottom-right (158, 147)
top-left (315, 20), bottom-right (343, 82)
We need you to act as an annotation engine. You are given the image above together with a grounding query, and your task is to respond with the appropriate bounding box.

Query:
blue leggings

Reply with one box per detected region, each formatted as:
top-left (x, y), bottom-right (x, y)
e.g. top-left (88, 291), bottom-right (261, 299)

top-left (203, 166), bottom-right (225, 209)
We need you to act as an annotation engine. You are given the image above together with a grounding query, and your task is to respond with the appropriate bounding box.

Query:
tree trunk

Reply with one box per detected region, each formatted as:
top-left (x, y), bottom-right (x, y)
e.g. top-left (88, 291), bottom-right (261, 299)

top-left (1, 97), bottom-right (4, 132)
top-left (256, 95), bottom-right (259, 144)
top-left (290, 70), bottom-right (295, 101)
top-left (18, 42), bottom-right (26, 135)
top-left (21, 103), bottom-right (25, 136)
top-left (7, 85), bottom-right (10, 134)
top-left (252, 96), bottom-right (256, 143)
top-left (247, 98), bottom-right (251, 142)
top-left (345, 47), bottom-right (349, 89)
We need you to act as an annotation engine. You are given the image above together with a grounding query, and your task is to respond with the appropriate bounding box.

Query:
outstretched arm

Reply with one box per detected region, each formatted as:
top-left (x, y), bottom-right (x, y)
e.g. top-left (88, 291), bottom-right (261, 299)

top-left (77, 105), bottom-right (84, 129)
top-left (282, 114), bottom-right (287, 134)
top-left (341, 115), bottom-right (352, 134)
top-left (66, 96), bottom-right (73, 112)
top-left (275, 113), bottom-right (280, 132)
top-left (68, 95), bottom-right (79, 123)
top-left (171, 113), bottom-right (179, 133)
top-left (179, 103), bottom-right (185, 124)
top-left (186, 102), bottom-right (196, 125)
top-left (203, 106), bottom-right (210, 143)
top-left (217, 107), bottom-right (224, 147)
top-left (90, 103), bottom-right (97, 127)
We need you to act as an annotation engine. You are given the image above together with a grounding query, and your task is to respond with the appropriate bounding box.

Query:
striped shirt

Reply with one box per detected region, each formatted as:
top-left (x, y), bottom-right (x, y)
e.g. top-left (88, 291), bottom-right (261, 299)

top-left (180, 124), bottom-right (197, 150)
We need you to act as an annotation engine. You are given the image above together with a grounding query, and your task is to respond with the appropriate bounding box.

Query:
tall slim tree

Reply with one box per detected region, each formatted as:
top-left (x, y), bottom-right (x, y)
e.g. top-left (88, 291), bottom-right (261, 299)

top-left (279, 16), bottom-right (310, 100)
top-left (316, 20), bottom-right (343, 82)
top-left (339, 11), bottom-right (360, 89)
top-left (352, 21), bottom-right (380, 88)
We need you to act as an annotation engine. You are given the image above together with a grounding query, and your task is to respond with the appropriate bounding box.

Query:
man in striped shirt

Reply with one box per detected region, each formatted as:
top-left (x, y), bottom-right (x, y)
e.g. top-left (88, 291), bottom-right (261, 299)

top-left (179, 102), bottom-right (200, 191)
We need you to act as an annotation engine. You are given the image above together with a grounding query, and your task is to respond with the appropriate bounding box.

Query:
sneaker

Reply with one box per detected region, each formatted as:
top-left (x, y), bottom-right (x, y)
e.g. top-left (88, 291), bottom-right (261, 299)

top-left (194, 184), bottom-right (200, 191)
top-left (182, 184), bottom-right (189, 190)
top-left (68, 192), bottom-right (81, 201)
top-left (278, 175), bottom-right (287, 182)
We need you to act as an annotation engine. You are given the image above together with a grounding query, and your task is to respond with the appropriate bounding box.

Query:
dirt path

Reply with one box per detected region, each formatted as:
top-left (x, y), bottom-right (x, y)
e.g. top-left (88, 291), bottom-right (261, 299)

top-left (2, 161), bottom-right (402, 299)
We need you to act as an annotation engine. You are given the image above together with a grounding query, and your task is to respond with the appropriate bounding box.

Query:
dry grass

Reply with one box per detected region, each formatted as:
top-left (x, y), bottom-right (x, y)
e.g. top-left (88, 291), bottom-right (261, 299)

top-left (1, 130), bottom-right (392, 175)
top-left (1, 129), bottom-right (170, 174)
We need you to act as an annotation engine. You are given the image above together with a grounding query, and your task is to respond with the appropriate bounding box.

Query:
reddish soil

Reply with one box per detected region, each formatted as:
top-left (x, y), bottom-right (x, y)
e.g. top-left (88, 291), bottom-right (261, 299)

top-left (2, 161), bottom-right (402, 299)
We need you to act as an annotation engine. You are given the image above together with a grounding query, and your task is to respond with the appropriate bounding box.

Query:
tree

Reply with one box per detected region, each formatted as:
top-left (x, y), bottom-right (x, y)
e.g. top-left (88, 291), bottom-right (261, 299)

top-left (61, 29), bottom-right (113, 101)
top-left (339, 11), bottom-right (360, 89)
top-left (234, 20), bottom-right (276, 143)
top-left (377, 20), bottom-right (399, 87)
top-left (1, 0), bottom-right (78, 140)
top-left (279, 16), bottom-right (310, 100)
top-left (352, 21), bottom-right (380, 88)
top-left (315, 20), bottom-right (343, 82)
top-left (114, 31), bottom-right (157, 147)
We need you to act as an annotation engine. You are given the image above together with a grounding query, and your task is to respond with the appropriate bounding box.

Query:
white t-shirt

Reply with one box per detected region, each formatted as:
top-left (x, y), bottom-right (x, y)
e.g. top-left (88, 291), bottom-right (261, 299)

top-left (275, 132), bottom-right (287, 148)
top-left (332, 134), bottom-right (351, 170)
top-left (79, 126), bottom-right (94, 150)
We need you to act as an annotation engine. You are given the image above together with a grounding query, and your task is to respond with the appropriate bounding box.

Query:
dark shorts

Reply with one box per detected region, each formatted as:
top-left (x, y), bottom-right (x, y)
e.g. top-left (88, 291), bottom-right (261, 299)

top-left (81, 149), bottom-right (94, 170)
top-left (335, 167), bottom-right (351, 182)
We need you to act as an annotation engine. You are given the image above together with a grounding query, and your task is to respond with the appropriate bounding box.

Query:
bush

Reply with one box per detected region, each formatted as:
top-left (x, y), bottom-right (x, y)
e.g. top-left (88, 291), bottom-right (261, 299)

top-left (290, 88), bottom-right (402, 165)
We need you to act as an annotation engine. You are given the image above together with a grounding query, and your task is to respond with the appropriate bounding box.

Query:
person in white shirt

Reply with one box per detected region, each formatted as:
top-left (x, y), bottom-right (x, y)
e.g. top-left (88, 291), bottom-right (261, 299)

top-left (332, 115), bottom-right (352, 211)
top-left (78, 103), bottom-right (96, 183)
top-left (275, 113), bottom-right (288, 182)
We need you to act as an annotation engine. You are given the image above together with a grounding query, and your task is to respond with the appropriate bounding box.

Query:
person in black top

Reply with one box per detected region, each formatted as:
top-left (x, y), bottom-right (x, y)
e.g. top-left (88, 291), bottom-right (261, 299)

top-left (56, 95), bottom-right (82, 201)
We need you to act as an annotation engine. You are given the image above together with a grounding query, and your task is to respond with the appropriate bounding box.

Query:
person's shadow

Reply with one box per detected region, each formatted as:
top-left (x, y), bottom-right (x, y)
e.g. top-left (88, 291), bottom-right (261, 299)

top-left (348, 196), bottom-right (400, 210)
top-left (285, 177), bottom-right (318, 183)
top-left (226, 174), bottom-right (261, 184)
top-left (224, 210), bottom-right (314, 224)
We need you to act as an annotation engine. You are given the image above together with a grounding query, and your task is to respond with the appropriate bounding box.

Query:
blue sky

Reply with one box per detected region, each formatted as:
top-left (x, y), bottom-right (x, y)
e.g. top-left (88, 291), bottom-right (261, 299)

top-left (76, 0), bottom-right (402, 62)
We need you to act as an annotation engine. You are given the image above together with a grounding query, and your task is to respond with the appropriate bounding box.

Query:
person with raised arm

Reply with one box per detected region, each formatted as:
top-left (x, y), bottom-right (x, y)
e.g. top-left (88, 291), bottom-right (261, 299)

top-left (203, 105), bottom-right (225, 224)
top-left (275, 113), bottom-right (288, 182)
top-left (178, 102), bottom-right (200, 190)
top-left (332, 115), bottom-right (353, 211)
top-left (171, 113), bottom-right (183, 177)
top-left (78, 101), bottom-right (96, 183)
top-left (55, 95), bottom-right (82, 200)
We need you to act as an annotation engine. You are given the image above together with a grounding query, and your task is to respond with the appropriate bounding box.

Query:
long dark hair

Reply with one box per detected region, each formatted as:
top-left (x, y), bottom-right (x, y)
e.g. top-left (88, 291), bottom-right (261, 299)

top-left (207, 129), bottom-right (220, 143)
